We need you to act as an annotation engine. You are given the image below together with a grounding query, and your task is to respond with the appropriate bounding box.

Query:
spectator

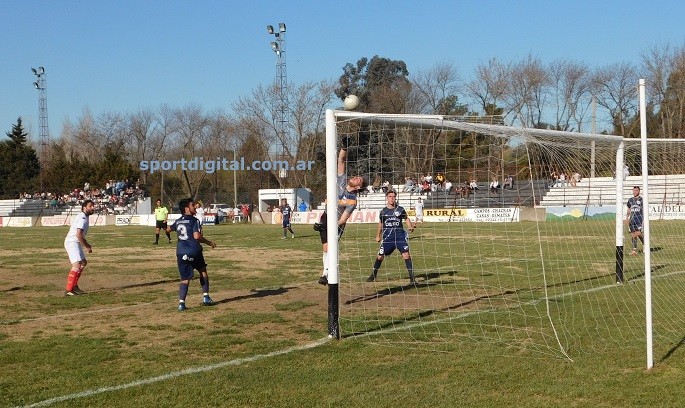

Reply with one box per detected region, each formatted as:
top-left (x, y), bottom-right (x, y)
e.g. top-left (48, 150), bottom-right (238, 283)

top-left (435, 172), bottom-right (445, 187)
top-left (444, 180), bottom-right (453, 194)
top-left (558, 172), bottom-right (567, 188)
top-left (403, 177), bottom-right (414, 193)
top-left (550, 170), bottom-right (559, 187)
top-left (623, 164), bottom-right (630, 180)
top-left (371, 175), bottom-right (382, 193)
top-left (469, 180), bottom-right (479, 191)
top-left (503, 175), bottom-right (513, 189)
top-left (382, 180), bottom-right (391, 194)
top-left (489, 177), bottom-right (500, 194)
top-left (298, 201), bottom-right (308, 212)
top-left (241, 203), bottom-right (249, 222)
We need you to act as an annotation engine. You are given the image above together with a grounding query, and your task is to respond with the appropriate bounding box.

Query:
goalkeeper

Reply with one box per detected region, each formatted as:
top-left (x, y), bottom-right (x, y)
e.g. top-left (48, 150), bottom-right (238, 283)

top-left (366, 190), bottom-right (417, 284)
top-left (317, 137), bottom-right (365, 285)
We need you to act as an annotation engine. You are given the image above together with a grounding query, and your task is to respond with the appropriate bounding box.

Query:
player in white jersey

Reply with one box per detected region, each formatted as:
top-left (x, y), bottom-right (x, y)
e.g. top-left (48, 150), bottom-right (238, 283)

top-left (64, 200), bottom-right (95, 296)
top-left (195, 201), bottom-right (205, 226)
top-left (414, 197), bottom-right (424, 226)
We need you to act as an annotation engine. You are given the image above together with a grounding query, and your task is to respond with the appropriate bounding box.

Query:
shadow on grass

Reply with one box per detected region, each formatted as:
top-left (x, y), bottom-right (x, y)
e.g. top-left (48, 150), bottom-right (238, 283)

top-left (342, 267), bottom-right (641, 339)
top-left (343, 270), bottom-right (458, 306)
top-left (214, 287), bottom-right (291, 304)
top-left (660, 335), bottom-right (685, 363)
top-left (86, 279), bottom-right (180, 293)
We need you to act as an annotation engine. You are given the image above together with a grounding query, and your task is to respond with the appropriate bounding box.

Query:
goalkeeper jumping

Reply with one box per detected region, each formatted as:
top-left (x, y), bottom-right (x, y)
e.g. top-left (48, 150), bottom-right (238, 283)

top-left (317, 137), bottom-right (365, 285)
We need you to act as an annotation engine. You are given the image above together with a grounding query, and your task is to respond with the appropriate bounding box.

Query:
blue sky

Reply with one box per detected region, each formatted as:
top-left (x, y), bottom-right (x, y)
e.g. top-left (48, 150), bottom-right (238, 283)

top-left (2, 0), bottom-right (684, 141)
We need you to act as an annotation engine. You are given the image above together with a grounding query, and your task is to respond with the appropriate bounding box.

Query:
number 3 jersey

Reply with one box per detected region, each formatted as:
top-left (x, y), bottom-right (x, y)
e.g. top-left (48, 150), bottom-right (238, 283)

top-left (379, 206), bottom-right (408, 242)
top-left (170, 215), bottom-right (203, 257)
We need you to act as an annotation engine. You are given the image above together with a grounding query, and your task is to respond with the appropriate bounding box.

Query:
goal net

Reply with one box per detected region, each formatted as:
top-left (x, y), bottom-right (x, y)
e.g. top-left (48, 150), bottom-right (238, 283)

top-left (324, 110), bottom-right (685, 361)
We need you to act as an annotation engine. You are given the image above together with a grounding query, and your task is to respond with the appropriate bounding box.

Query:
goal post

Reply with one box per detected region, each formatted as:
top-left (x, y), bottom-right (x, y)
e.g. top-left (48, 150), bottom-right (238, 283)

top-left (324, 108), bottom-right (685, 365)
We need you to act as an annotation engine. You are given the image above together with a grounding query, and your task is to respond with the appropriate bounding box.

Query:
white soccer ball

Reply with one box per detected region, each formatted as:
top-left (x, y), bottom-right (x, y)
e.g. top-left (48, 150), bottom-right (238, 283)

top-left (343, 94), bottom-right (359, 110)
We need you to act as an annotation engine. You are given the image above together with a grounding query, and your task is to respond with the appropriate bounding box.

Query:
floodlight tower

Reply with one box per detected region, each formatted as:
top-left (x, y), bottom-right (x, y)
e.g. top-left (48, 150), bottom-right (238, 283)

top-left (267, 23), bottom-right (288, 187)
top-left (32, 66), bottom-right (50, 189)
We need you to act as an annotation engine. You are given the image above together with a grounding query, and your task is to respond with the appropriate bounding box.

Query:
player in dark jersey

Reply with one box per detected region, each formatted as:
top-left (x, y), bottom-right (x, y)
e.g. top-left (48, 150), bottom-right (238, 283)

top-left (280, 199), bottom-right (295, 239)
top-left (317, 140), bottom-right (365, 285)
top-left (625, 186), bottom-right (645, 256)
top-left (366, 190), bottom-right (416, 284)
top-left (167, 198), bottom-right (217, 311)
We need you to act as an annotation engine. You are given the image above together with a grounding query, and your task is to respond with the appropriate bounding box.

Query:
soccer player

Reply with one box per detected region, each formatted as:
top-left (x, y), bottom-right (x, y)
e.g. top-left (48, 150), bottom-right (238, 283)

top-left (195, 201), bottom-right (205, 226)
top-left (367, 190), bottom-right (416, 284)
top-left (414, 197), bottom-right (424, 227)
top-left (625, 185), bottom-right (645, 256)
top-left (167, 198), bottom-right (217, 311)
top-left (280, 198), bottom-right (295, 239)
top-left (64, 199), bottom-right (95, 296)
top-left (154, 199), bottom-right (172, 245)
top-left (317, 139), bottom-right (365, 285)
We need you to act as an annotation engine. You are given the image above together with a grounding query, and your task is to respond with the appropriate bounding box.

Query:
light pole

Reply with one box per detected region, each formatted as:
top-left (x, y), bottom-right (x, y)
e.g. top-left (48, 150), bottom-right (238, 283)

top-left (32, 66), bottom-right (50, 191)
top-left (267, 23), bottom-right (288, 193)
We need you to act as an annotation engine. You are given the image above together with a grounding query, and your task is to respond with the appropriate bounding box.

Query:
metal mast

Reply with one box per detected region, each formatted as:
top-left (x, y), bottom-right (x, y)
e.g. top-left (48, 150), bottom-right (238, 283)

top-left (32, 66), bottom-right (50, 189)
top-left (267, 23), bottom-right (288, 184)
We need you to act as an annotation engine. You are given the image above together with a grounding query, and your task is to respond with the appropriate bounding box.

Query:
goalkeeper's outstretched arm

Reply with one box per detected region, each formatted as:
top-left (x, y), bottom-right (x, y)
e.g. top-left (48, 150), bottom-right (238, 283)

top-left (338, 146), bottom-right (347, 175)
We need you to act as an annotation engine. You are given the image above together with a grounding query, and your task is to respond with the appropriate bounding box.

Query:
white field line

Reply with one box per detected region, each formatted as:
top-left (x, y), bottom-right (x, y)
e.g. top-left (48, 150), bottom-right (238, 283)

top-left (20, 337), bottom-right (331, 408)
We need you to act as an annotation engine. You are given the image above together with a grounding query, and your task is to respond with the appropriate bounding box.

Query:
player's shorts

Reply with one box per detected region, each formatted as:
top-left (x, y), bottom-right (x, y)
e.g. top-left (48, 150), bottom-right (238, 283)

top-left (629, 220), bottom-right (643, 233)
top-left (282, 220), bottom-right (291, 228)
top-left (378, 236), bottom-right (410, 257)
top-left (156, 220), bottom-right (168, 229)
top-left (320, 226), bottom-right (345, 244)
top-left (176, 252), bottom-right (207, 280)
top-left (64, 241), bottom-right (85, 264)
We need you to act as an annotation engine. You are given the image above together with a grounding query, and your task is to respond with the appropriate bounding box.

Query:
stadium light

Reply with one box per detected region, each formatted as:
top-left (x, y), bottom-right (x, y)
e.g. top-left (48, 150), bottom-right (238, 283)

top-left (267, 22), bottom-right (288, 189)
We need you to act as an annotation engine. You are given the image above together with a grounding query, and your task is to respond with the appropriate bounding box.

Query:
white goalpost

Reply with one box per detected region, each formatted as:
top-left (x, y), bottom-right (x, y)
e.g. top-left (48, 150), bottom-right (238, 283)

top-left (325, 100), bottom-right (685, 366)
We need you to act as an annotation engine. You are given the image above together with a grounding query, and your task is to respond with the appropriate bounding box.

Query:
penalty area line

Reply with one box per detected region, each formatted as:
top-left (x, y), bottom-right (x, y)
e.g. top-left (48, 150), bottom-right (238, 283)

top-left (20, 337), bottom-right (331, 408)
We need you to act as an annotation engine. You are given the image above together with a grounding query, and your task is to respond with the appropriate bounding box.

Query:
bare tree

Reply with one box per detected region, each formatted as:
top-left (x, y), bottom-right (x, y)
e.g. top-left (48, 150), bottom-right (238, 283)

top-left (547, 59), bottom-right (592, 131)
top-left (466, 57), bottom-right (510, 116)
top-left (592, 62), bottom-right (639, 136)
top-left (506, 54), bottom-right (549, 127)
top-left (411, 62), bottom-right (465, 115)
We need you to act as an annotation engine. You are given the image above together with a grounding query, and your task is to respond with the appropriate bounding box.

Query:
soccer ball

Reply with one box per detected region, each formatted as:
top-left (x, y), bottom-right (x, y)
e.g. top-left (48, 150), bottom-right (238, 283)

top-left (343, 94), bottom-right (359, 110)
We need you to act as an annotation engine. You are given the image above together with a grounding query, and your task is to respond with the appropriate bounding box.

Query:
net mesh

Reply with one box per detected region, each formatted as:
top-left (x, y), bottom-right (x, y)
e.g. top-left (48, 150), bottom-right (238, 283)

top-left (330, 112), bottom-right (685, 360)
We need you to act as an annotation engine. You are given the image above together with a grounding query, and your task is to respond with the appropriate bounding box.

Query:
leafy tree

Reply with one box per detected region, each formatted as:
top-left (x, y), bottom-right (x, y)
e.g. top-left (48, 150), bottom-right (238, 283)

top-left (335, 55), bottom-right (411, 113)
top-left (0, 118), bottom-right (40, 198)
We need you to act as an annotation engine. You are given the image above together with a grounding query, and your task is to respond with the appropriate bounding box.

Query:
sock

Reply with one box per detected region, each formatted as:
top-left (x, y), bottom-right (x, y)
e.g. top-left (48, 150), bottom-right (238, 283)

top-left (632, 238), bottom-right (637, 250)
top-left (199, 274), bottom-right (209, 293)
top-left (155, 233), bottom-right (159, 243)
top-left (179, 282), bottom-right (189, 302)
top-left (283, 230), bottom-right (287, 238)
top-left (639, 235), bottom-right (644, 244)
top-left (73, 267), bottom-right (83, 287)
top-left (405, 258), bottom-right (415, 280)
top-left (65, 269), bottom-right (78, 291)
top-left (166, 232), bottom-right (171, 241)
top-left (322, 252), bottom-right (328, 276)
top-left (372, 259), bottom-right (383, 276)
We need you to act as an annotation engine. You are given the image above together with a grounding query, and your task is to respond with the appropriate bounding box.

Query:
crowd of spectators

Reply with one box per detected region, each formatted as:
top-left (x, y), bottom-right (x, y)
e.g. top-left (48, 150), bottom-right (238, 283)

top-left (18, 179), bottom-right (147, 215)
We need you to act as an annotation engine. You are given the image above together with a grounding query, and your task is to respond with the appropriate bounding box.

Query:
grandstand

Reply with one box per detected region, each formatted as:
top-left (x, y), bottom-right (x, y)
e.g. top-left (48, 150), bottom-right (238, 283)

top-left (312, 174), bottom-right (685, 212)
top-left (316, 179), bottom-right (550, 211)
top-left (539, 174), bottom-right (685, 207)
